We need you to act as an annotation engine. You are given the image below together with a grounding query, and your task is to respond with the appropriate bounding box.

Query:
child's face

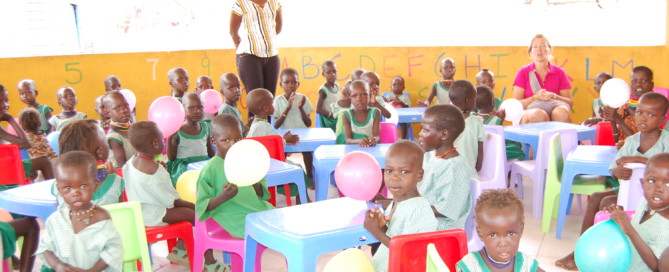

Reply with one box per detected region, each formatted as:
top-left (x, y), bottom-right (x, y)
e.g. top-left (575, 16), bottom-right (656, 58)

top-left (196, 79), bottom-right (213, 93)
top-left (18, 86), bottom-right (36, 105)
top-left (642, 160), bottom-right (669, 214)
top-left (418, 115), bottom-right (445, 151)
top-left (107, 95), bottom-right (131, 123)
top-left (630, 71), bottom-right (654, 97)
top-left (363, 74), bottom-right (381, 97)
top-left (221, 77), bottom-right (242, 104)
top-left (280, 73), bottom-right (300, 97)
top-left (95, 97), bottom-right (108, 120)
top-left (105, 78), bottom-right (122, 92)
top-left (0, 91), bottom-right (9, 112)
top-left (634, 98), bottom-right (665, 133)
top-left (323, 64), bottom-right (337, 84)
top-left (170, 70), bottom-right (190, 93)
top-left (478, 73), bottom-right (495, 90)
top-left (350, 85), bottom-right (370, 111)
top-left (94, 126), bottom-right (110, 162)
top-left (594, 75), bottom-right (610, 93)
top-left (384, 150), bottom-right (422, 199)
top-left (440, 60), bottom-right (456, 79)
top-left (391, 78), bottom-right (405, 94)
top-left (55, 165), bottom-right (96, 211)
top-left (184, 95), bottom-right (204, 123)
top-left (212, 125), bottom-right (242, 158)
top-left (476, 207), bottom-right (524, 264)
top-left (58, 88), bottom-right (78, 109)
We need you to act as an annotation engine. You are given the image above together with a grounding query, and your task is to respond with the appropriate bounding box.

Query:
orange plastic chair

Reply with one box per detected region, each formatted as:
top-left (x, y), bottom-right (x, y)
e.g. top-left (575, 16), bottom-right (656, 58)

top-left (595, 121), bottom-right (615, 146)
top-left (246, 135), bottom-right (293, 206)
top-left (0, 144), bottom-right (30, 186)
top-left (388, 229), bottom-right (468, 272)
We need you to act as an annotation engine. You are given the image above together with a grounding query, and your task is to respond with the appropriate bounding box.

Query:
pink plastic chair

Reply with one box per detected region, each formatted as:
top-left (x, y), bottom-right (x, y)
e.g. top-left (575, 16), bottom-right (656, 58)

top-left (465, 178), bottom-right (483, 252)
top-left (474, 133), bottom-right (507, 190)
top-left (594, 210), bottom-right (635, 224)
top-left (193, 218), bottom-right (266, 272)
top-left (379, 122), bottom-right (399, 144)
top-left (617, 163), bottom-right (646, 211)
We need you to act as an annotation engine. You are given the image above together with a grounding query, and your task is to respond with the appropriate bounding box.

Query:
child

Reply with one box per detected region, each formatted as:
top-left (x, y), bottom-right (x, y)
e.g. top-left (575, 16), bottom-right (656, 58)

top-left (316, 60), bottom-right (340, 131)
top-left (450, 80), bottom-right (485, 172)
top-left (583, 72), bottom-right (613, 126)
top-left (332, 68), bottom-right (365, 118)
top-left (37, 151), bottom-right (123, 272)
top-left (604, 153), bottom-right (669, 272)
top-left (48, 86), bottom-right (87, 132)
top-left (218, 72), bottom-right (248, 134)
top-left (0, 217), bottom-right (39, 272)
top-left (246, 88), bottom-right (299, 144)
top-left (384, 76), bottom-right (411, 138)
top-left (167, 92), bottom-right (215, 184)
top-left (104, 91), bottom-right (137, 169)
top-left (196, 114), bottom-right (274, 271)
top-left (103, 75), bottom-right (122, 92)
top-left (602, 66), bottom-right (654, 143)
top-left (456, 189), bottom-right (543, 272)
top-left (168, 67), bottom-right (190, 101)
top-left (476, 86), bottom-right (525, 161)
top-left (418, 104), bottom-right (474, 230)
top-left (17, 79), bottom-right (52, 133)
top-left (361, 71), bottom-right (392, 119)
top-left (364, 140), bottom-right (438, 272)
top-left (272, 68), bottom-right (313, 129)
top-left (338, 80), bottom-right (381, 146)
top-left (95, 95), bottom-right (110, 132)
top-left (476, 68), bottom-right (496, 91)
top-left (419, 58), bottom-right (456, 106)
top-left (195, 75), bottom-right (214, 94)
top-left (556, 92), bottom-right (669, 270)
top-left (123, 121), bottom-right (199, 266)
top-left (18, 108), bottom-right (57, 159)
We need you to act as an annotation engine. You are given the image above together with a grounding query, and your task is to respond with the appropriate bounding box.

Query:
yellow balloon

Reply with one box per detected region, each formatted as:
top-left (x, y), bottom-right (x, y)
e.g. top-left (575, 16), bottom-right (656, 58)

top-left (323, 248), bottom-right (373, 272)
top-left (176, 170), bottom-right (199, 203)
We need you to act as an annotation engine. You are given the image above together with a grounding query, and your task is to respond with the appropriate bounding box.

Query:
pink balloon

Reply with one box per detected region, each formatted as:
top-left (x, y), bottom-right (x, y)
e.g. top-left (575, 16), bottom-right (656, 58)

top-left (119, 89), bottom-right (137, 110)
top-left (5, 118), bottom-right (21, 136)
top-left (148, 96), bottom-right (185, 137)
top-left (334, 151), bottom-right (383, 201)
top-left (200, 89), bottom-right (223, 114)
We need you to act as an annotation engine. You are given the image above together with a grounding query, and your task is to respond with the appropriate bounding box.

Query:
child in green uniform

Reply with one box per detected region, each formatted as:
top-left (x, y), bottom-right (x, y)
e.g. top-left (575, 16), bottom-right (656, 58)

top-left (450, 80), bottom-right (485, 173)
top-left (104, 91), bottom-right (137, 168)
top-left (476, 85), bottom-right (525, 161)
top-left (361, 71), bottom-right (392, 119)
top-left (339, 80), bottom-right (380, 146)
top-left (218, 72), bottom-right (249, 135)
top-left (419, 58), bottom-right (456, 106)
top-left (17, 79), bottom-right (53, 133)
top-left (47, 87), bottom-right (87, 132)
top-left (316, 60), bottom-right (340, 131)
top-left (384, 76), bottom-right (411, 139)
top-left (168, 67), bottom-right (190, 102)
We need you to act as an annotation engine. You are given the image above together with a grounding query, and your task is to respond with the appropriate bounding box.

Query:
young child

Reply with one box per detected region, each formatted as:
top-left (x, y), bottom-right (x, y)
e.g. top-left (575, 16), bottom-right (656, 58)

top-left (364, 140), bottom-right (438, 272)
top-left (604, 153), bottom-right (669, 272)
top-left (103, 75), bottom-right (122, 92)
top-left (603, 66), bottom-right (654, 143)
top-left (246, 88), bottom-right (299, 144)
top-left (384, 76), bottom-right (411, 138)
top-left (104, 91), bottom-right (137, 169)
top-left (338, 80), bottom-right (381, 146)
top-left (18, 108), bottom-right (57, 159)
top-left (196, 114), bottom-right (274, 271)
top-left (361, 71), bottom-right (392, 119)
top-left (419, 58), bottom-right (456, 106)
top-left (168, 67), bottom-right (190, 101)
top-left (450, 80), bottom-right (485, 172)
top-left (476, 68), bottom-right (496, 91)
top-left (476, 86), bottom-right (525, 161)
top-left (17, 79), bottom-right (52, 133)
top-left (272, 68), bottom-right (313, 129)
top-left (124, 121), bottom-right (199, 266)
top-left (316, 60), bottom-right (340, 131)
top-left (37, 151), bottom-right (123, 272)
top-left (0, 216), bottom-right (39, 272)
top-left (195, 75), bottom-right (214, 94)
top-left (332, 69), bottom-right (365, 133)
top-left (218, 72), bottom-right (248, 134)
top-left (47, 86), bottom-right (87, 132)
top-left (418, 104), bottom-right (474, 230)
top-left (583, 72), bottom-right (613, 126)
top-left (167, 92), bottom-right (215, 184)
top-left (95, 95), bottom-right (110, 132)
top-left (457, 189), bottom-right (543, 272)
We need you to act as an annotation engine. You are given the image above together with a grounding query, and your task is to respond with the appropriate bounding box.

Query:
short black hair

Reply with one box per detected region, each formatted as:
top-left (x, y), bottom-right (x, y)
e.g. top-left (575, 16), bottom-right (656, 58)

top-left (423, 104), bottom-right (465, 139)
top-left (639, 92), bottom-right (669, 116)
top-left (449, 80), bottom-right (477, 109)
top-left (322, 60), bottom-right (336, 71)
top-left (55, 151), bottom-right (97, 181)
top-left (476, 85), bottom-right (495, 113)
top-left (632, 66), bottom-right (654, 81)
top-left (280, 68), bottom-right (299, 80)
top-left (387, 140), bottom-right (424, 169)
top-left (211, 114), bottom-right (242, 138)
top-left (475, 189), bottom-right (525, 227)
top-left (128, 121), bottom-right (161, 153)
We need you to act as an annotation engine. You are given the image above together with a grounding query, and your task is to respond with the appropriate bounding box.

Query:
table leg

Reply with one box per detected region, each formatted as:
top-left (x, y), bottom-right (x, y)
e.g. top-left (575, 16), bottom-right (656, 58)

top-left (314, 164), bottom-right (334, 202)
top-left (243, 235), bottom-right (260, 272)
top-left (556, 168), bottom-right (576, 239)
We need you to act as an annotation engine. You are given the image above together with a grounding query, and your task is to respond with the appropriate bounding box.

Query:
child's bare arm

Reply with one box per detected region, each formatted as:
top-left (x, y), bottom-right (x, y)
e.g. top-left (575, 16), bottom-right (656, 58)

top-left (363, 209), bottom-right (391, 247)
top-left (283, 131), bottom-right (299, 145)
top-left (607, 205), bottom-right (660, 271)
top-left (108, 140), bottom-right (127, 167)
top-left (253, 183), bottom-right (264, 197)
top-left (298, 96), bottom-right (312, 127)
top-left (419, 85), bottom-right (437, 106)
top-left (611, 165), bottom-right (633, 180)
top-left (44, 251), bottom-right (84, 272)
top-left (84, 259), bottom-right (110, 272)
top-left (0, 113), bottom-right (31, 149)
top-left (206, 136), bottom-right (215, 158)
top-left (206, 183), bottom-right (238, 212)
top-left (343, 114), bottom-right (361, 145)
top-left (476, 141), bottom-right (483, 172)
top-left (616, 156), bottom-right (649, 165)
top-left (315, 91), bottom-right (332, 117)
top-left (174, 199), bottom-right (195, 209)
top-left (166, 134), bottom-right (178, 161)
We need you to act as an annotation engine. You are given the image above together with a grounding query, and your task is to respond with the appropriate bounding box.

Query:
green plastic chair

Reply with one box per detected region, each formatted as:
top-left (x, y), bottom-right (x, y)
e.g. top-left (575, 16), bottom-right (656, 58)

top-left (426, 243), bottom-right (450, 272)
top-left (541, 134), bottom-right (607, 233)
top-left (102, 201), bottom-right (153, 272)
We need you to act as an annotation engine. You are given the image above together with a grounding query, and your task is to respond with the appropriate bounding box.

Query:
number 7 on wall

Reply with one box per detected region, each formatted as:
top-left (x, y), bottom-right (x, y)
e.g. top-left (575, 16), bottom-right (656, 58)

top-left (147, 58), bottom-right (159, 80)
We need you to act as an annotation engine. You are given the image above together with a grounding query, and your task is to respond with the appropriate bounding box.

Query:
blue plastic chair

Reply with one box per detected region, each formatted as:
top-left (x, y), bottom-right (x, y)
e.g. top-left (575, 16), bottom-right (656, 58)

top-left (314, 113), bottom-right (323, 128)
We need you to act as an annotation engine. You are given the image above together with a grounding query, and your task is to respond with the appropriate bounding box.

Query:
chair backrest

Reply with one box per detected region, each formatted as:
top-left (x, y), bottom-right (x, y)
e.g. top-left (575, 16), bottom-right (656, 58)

top-left (536, 129), bottom-right (577, 171)
top-left (388, 229), bottom-right (468, 272)
top-left (0, 144), bottom-right (28, 186)
top-left (465, 178), bottom-right (483, 252)
top-left (618, 163), bottom-right (646, 211)
top-left (426, 243), bottom-right (449, 272)
top-left (594, 210), bottom-right (635, 224)
top-left (379, 122), bottom-right (399, 144)
top-left (477, 133), bottom-right (505, 189)
top-left (595, 121), bottom-right (615, 146)
top-left (546, 133), bottom-right (565, 186)
top-left (246, 135), bottom-right (286, 162)
top-left (102, 201), bottom-right (153, 272)
top-left (483, 125), bottom-right (504, 137)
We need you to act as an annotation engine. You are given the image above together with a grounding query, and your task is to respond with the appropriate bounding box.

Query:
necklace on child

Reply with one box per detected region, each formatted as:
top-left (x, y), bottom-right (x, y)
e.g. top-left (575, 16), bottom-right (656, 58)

top-left (435, 147), bottom-right (457, 159)
top-left (254, 117), bottom-right (267, 122)
top-left (70, 205), bottom-right (96, 225)
top-left (443, 79), bottom-right (454, 85)
top-left (137, 154), bottom-right (156, 163)
top-left (482, 247), bottom-right (514, 269)
top-left (110, 120), bottom-right (131, 132)
top-left (62, 110), bottom-right (77, 115)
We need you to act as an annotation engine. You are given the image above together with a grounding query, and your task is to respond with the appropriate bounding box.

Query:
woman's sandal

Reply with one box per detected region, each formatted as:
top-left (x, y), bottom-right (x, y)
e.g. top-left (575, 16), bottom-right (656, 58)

top-left (203, 260), bottom-right (231, 272)
top-left (166, 247), bottom-right (190, 267)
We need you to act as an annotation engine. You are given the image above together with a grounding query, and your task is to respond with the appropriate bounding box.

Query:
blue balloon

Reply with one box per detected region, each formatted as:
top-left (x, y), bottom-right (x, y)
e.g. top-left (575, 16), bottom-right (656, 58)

top-left (47, 131), bottom-right (60, 155)
top-left (575, 219), bottom-right (631, 272)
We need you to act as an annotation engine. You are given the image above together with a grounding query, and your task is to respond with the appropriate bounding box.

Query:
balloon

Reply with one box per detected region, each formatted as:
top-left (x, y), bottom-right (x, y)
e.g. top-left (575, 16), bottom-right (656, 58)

top-left (334, 151), bottom-right (382, 201)
top-left (148, 96), bottom-right (185, 137)
top-left (323, 248), bottom-right (373, 272)
top-left (574, 220), bottom-right (632, 272)
top-left (176, 170), bottom-right (199, 203)
top-left (4, 118), bottom-right (20, 136)
top-left (600, 78), bottom-right (630, 108)
top-left (47, 131), bottom-right (61, 155)
top-left (119, 89), bottom-right (137, 110)
top-left (499, 99), bottom-right (524, 123)
top-left (200, 89), bottom-right (224, 114)
top-left (383, 102), bottom-right (399, 124)
top-left (224, 139), bottom-right (270, 186)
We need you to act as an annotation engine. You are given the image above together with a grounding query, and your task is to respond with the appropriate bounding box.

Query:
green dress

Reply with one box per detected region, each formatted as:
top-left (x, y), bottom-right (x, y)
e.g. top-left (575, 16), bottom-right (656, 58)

top-left (336, 107), bottom-right (379, 144)
top-left (167, 121), bottom-right (211, 185)
top-left (0, 221), bottom-right (16, 259)
top-left (318, 83), bottom-right (339, 131)
top-left (456, 251), bottom-right (540, 272)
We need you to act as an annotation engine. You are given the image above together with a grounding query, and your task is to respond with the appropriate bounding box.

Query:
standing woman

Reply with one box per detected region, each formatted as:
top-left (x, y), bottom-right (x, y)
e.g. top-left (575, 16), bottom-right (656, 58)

top-left (513, 34), bottom-right (573, 124)
top-left (230, 0), bottom-right (282, 120)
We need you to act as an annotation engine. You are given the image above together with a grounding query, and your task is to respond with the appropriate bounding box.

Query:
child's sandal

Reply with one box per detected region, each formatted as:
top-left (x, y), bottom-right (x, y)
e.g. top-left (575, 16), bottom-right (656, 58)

top-left (166, 247), bottom-right (190, 267)
top-left (203, 260), bottom-right (231, 272)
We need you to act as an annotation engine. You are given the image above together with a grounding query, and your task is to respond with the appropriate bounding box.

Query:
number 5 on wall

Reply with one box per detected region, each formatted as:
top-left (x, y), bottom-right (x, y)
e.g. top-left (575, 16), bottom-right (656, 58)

top-left (65, 62), bottom-right (82, 85)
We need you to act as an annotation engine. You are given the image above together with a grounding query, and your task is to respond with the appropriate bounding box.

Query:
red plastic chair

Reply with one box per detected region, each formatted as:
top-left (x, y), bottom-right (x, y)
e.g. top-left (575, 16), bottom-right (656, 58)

top-left (595, 121), bottom-right (615, 146)
top-left (388, 229), bottom-right (468, 272)
top-left (0, 144), bottom-right (30, 186)
top-left (246, 135), bottom-right (293, 206)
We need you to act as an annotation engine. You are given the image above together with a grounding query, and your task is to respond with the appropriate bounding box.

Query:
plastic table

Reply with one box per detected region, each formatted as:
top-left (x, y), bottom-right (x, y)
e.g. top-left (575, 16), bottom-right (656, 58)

top-left (312, 144), bottom-right (390, 201)
top-left (0, 179), bottom-right (56, 222)
top-left (243, 197), bottom-right (379, 272)
top-left (395, 107), bottom-right (426, 124)
top-left (188, 158), bottom-right (308, 204)
top-left (275, 128), bottom-right (336, 153)
top-left (504, 121), bottom-right (596, 158)
top-left (556, 145), bottom-right (617, 239)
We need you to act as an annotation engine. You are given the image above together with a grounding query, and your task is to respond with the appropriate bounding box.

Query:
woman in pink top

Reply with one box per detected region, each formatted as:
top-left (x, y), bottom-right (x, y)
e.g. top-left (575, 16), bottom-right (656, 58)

top-left (513, 34), bottom-right (573, 124)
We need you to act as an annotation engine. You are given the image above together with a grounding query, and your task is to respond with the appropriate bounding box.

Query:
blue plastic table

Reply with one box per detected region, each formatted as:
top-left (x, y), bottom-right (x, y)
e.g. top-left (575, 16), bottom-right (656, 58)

top-left (188, 158), bottom-right (308, 204)
top-left (395, 107), bottom-right (426, 124)
top-left (0, 179), bottom-right (56, 222)
top-left (504, 122), bottom-right (596, 158)
top-left (556, 145), bottom-right (617, 238)
top-left (243, 197), bottom-right (379, 272)
top-left (276, 128), bottom-right (336, 153)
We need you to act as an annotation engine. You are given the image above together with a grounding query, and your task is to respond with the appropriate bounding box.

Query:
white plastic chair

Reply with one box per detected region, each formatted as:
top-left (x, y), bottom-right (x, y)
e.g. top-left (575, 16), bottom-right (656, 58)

top-left (617, 163), bottom-right (646, 211)
top-left (465, 178), bottom-right (483, 251)
top-left (474, 133), bottom-right (507, 190)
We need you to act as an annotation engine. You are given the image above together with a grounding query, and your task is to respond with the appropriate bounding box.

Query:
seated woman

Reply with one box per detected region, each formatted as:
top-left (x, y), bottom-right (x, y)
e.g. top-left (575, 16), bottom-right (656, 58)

top-left (513, 34), bottom-right (573, 124)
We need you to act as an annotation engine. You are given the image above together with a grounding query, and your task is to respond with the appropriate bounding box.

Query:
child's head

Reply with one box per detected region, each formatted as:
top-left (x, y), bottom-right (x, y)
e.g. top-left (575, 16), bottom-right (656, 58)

top-left (419, 104), bottom-right (464, 150)
top-left (183, 92), bottom-right (204, 123)
top-left (0, 84), bottom-right (8, 112)
top-left (95, 95), bottom-right (108, 120)
top-left (322, 60), bottom-right (337, 84)
top-left (594, 72), bottom-right (613, 93)
top-left (168, 67), bottom-right (190, 94)
top-left (475, 69), bottom-right (495, 90)
top-left (351, 68), bottom-right (366, 81)
top-left (635, 92), bottom-right (668, 133)
top-left (103, 91), bottom-right (131, 123)
top-left (56, 86), bottom-right (78, 110)
top-left (440, 58), bottom-right (456, 80)
top-left (642, 153), bottom-right (669, 215)
top-left (391, 76), bottom-right (405, 95)
top-left (475, 85), bottom-right (495, 114)
top-left (349, 80), bottom-right (370, 111)
top-left (361, 71), bottom-right (381, 97)
top-left (219, 72), bottom-right (242, 105)
top-left (17, 79), bottom-right (38, 105)
top-left (129, 121), bottom-right (164, 156)
top-left (195, 75), bottom-right (214, 94)
top-left (384, 140), bottom-right (424, 199)
top-left (104, 75), bottom-right (122, 92)
top-left (449, 80), bottom-right (477, 112)
top-left (18, 108), bottom-right (41, 133)
top-left (475, 189), bottom-right (525, 264)
top-left (246, 88), bottom-right (274, 117)
top-left (210, 114), bottom-right (243, 158)
top-left (631, 66), bottom-right (654, 97)
top-left (54, 151), bottom-right (98, 209)
top-left (280, 68), bottom-right (300, 98)
top-left (59, 119), bottom-right (109, 162)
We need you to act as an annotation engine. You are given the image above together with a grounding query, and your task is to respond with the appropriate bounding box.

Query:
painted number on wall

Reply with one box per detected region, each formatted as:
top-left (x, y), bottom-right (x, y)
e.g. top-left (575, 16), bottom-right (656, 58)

top-left (147, 58), bottom-right (159, 80)
top-left (65, 62), bottom-right (82, 85)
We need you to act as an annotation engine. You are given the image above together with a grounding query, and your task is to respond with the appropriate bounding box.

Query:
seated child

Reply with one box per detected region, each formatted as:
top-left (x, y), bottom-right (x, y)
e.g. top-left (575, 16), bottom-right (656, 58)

top-left (95, 95), bottom-right (110, 133)
top-left (123, 121), bottom-right (198, 266)
top-left (475, 68), bottom-right (499, 109)
top-left (604, 153), bottom-right (669, 272)
top-left (196, 114), bottom-right (274, 271)
top-left (476, 86), bottom-right (525, 161)
top-left (273, 68), bottom-right (313, 130)
top-left (246, 88), bottom-right (299, 144)
top-left (48, 86), bottom-right (87, 131)
top-left (195, 75), bottom-right (214, 94)
top-left (418, 104), bottom-right (474, 230)
top-left (18, 108), bottom-right (57, 159)
top-left (419, 58), bottom-right (456, 106)
top-left (17, 79), bottom-right (52, 133)
top-left (365, 140), bottom-right (438, 272)
top-left (103, 75), bottom-right (122, 92)
top-left (103, 91), bottom-right (137, 168)
top-left (1, 217), bottom-right (40, 272)
top-left (167, 92), bottom-right (215, 184)
top-left (37, 151), bottom-right (122, 272)
top-left (361, 71), bottom-right (392, 119)
top-left (457, 189), bottom-right (544, 272)
top-left (450, 80), bottom-right (485, 172)
top-left (218, 72), bottom-right (249, 135)
top-left (602, 66), bottom-right (654, 143)
top-left (316, 60), bottom-right (340, 131)
top-left (338, 80), bottom-right (381, 146)
top-left (583, 72), bottom-right (613, 127)
top-left (168, 67), bottom-right (190, 102)
top-left (334, 68), bottom-right (365, 116)
top-left (384, 76), bottom-right (411, 138)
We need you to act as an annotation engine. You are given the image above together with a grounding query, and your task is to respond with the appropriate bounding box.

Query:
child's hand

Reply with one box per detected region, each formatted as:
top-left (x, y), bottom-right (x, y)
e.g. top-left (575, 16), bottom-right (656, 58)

top-left (286, 93), bottom-right (295, 110)
top-left (616, 156), bottom-right (648, 166)
top-left (495, 109), bottom-right (506, 121)
top-left (359, 138), bottom-right (375, 147)
top-left (363, 208), bottom-right (388, 234)
top-left (417, 100), bottom-right (429, 107)
top-left (612, 166), bottom-right (633, 180)
top-left (283, 131), bottom-right (300, 145)
top-left (221, 183), bottom-right (239, 201)
top-left (55, 262), bottom-right (84, 272)
top-left (583, 117), bottom-right (603, 127)
top-left (605, 204), bottom-right (633, 234)
top-left (298, 96), bottom-right (306, 109)
top-left (602, 106), bottom-right (621, 121)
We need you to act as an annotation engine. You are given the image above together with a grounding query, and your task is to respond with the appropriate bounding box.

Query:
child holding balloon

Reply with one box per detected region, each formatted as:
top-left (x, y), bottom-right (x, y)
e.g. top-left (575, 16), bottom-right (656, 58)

top-left (48, 86), bottom-right (87, 132)
top-left (602, 66), bottom-right (654, 143)
top-left (167, 93), bottom-right (214, 185)
top-left (103, 91), bottom-right (137, 168)
top-left (338, 80), bottom-right (381, 146)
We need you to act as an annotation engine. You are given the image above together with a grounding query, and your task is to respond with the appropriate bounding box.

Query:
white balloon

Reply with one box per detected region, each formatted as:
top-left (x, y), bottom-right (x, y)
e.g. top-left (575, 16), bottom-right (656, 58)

top-left (383, 103), bottom-right (399, 124)
top-left (600, 78), bottom-right (630, 108)
top-left (499, 99), bottom-right (524, 122)
top-left (224, 139), bottom-right (270, 186)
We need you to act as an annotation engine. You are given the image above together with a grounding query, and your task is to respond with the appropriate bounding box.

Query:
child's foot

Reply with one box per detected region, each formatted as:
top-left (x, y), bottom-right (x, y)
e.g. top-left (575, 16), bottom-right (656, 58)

top-left (555, 253), bottom-right (578, 270)
top-left (203, 260), bottom-right (231, 272)
top-left (166, 247), bottom-right (190, 267)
